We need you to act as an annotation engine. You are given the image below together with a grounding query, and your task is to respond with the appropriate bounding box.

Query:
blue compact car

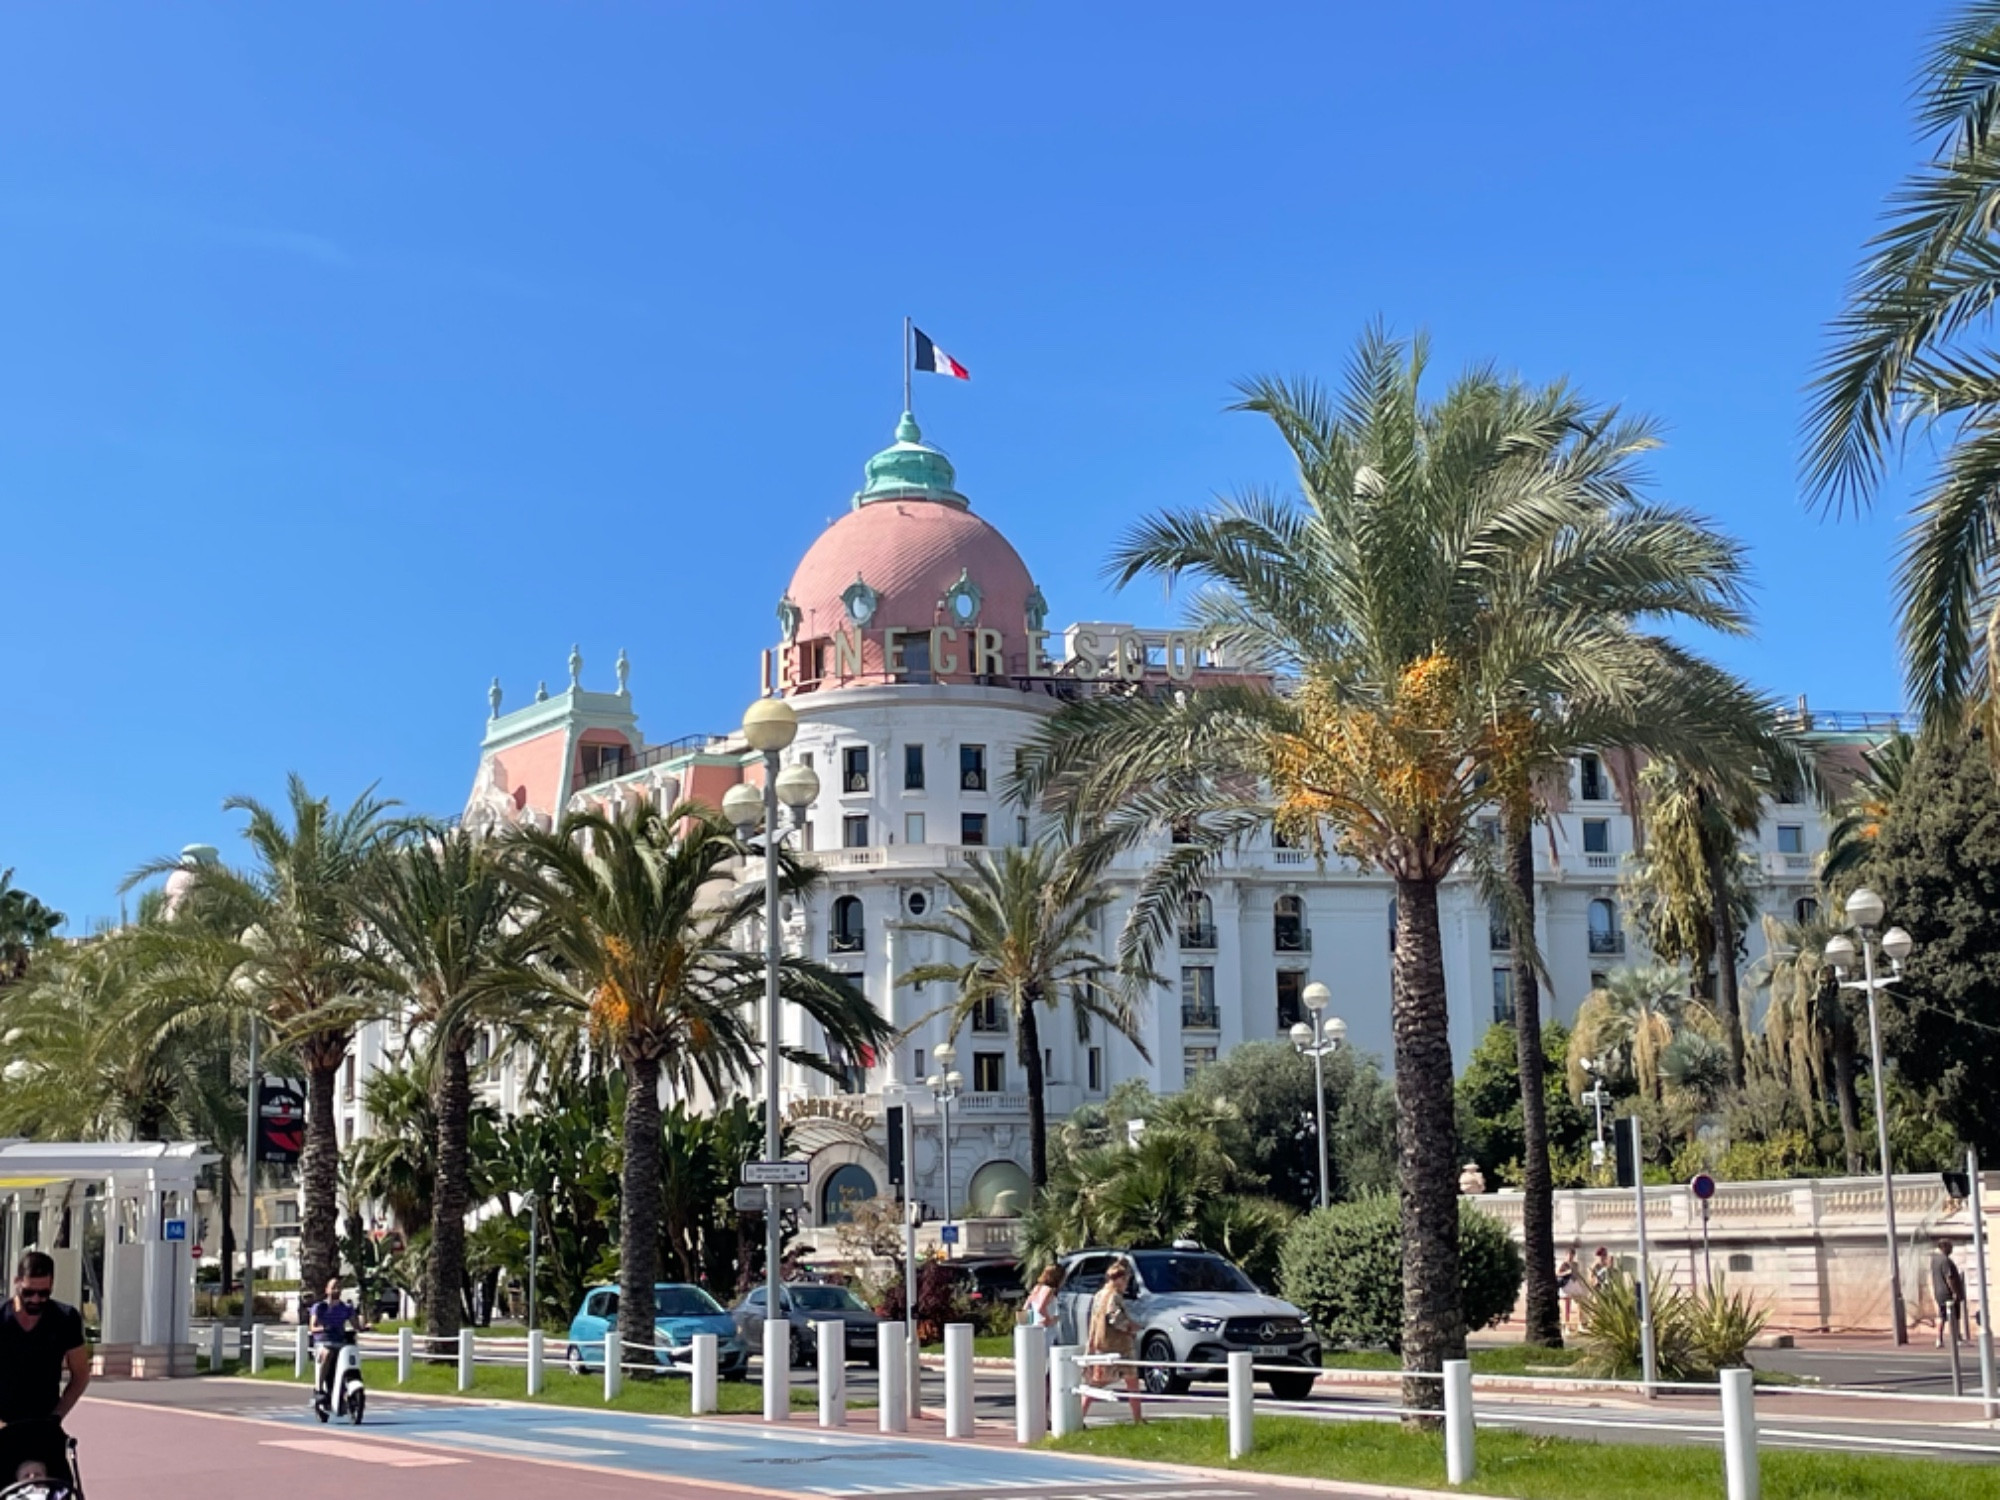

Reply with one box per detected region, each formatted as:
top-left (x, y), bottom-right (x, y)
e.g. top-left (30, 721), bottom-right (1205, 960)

top-left (566, 1283), bottom-right (750, 1378)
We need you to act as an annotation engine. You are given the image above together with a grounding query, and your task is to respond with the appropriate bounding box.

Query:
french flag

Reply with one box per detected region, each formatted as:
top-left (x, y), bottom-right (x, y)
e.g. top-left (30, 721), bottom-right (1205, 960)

top-left (913, 327), bottom-right (970, 381)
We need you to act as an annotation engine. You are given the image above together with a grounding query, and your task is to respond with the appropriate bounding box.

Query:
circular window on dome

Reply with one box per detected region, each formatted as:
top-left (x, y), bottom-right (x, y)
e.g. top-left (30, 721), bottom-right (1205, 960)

top-left (906, 890), bottom-right (928, 917)
top-left (941, 570), bottom-right (983, 627)
top-left (842, 576), bottom-right (879, 626)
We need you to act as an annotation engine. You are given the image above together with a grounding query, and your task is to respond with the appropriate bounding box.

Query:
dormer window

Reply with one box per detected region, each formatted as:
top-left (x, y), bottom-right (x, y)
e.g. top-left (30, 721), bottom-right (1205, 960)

top-left (941, 569), bottom-right (983, 626)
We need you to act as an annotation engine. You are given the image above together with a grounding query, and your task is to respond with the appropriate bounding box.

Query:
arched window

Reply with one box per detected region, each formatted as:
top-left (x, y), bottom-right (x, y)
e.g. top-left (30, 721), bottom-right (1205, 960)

top-left (1588, 898), bottom-right (1622, 956)
top-left (1795, 896), bottom-right (1820, 925)
top-left (819, 1164), bottom-right (877, 1225)
top-left (1180, 893), bottom-right (1217, 950)
top-left (831, 895), bottom-right (865, 953)
top-left (1274, 895), bottom-right (1307, 952)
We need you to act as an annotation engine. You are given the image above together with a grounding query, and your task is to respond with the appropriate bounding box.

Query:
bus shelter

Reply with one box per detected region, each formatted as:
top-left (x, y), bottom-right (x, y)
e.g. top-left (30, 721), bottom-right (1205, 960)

top-left (0, 1139), bottom-right (214, 1377)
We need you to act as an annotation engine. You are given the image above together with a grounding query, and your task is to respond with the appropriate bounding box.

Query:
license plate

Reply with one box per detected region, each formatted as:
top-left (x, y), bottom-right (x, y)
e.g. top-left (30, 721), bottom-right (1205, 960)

top-left (1255, 1344), bottom-right (1287, 1356)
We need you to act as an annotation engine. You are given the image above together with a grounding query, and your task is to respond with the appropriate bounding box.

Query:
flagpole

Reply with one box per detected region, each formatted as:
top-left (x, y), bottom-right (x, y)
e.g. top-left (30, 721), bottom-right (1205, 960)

top-left (903, 315), bottom-right (912, 416)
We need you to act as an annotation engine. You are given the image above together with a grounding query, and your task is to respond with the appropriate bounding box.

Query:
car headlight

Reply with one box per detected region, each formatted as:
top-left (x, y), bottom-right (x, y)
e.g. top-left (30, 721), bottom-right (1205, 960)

top-left (1178, 1314), bottom-right (1223, 1332)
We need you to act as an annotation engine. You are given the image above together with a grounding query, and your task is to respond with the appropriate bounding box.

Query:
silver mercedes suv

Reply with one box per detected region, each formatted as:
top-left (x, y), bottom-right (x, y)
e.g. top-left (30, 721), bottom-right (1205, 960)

top-left (1054, 1245), bottom-right (1322, 1400)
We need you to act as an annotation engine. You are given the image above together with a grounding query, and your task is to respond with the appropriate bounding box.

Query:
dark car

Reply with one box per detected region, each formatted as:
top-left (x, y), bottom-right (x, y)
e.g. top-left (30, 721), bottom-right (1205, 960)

top-left (732, 1282), bottom-right (880, 1367)
top-left (944, 1257), bottom-right (1025, 1313)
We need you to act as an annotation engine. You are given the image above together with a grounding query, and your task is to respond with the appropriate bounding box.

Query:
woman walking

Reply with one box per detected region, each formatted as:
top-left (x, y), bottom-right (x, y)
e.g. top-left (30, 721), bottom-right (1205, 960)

top-left (1556, 1248), bottom-right (1582, 1333)
top-left (1023, 1264), bottom-right (1064, 1343)
top-left (1082, 1260), bottom-right (1143, 1424)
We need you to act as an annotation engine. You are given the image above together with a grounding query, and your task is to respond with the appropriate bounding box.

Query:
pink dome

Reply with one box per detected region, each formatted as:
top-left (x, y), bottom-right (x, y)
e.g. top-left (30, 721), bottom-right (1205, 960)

top-left (785, 499), bottom-right (1035, 641)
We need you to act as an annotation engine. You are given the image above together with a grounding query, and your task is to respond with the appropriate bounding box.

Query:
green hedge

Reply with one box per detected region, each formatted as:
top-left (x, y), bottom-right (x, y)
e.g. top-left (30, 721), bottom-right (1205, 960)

top-left (1278, 1196), bottom-right (1522, 1353)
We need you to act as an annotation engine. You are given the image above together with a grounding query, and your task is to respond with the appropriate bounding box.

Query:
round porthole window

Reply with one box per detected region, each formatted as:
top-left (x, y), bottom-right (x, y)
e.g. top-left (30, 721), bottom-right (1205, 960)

top-left (907, 890), bottom-right (929, 916)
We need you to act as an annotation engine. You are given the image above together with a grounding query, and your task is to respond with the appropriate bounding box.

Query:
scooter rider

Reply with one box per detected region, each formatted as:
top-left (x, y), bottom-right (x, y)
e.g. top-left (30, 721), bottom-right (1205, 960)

top-left (0, 1251), bottom-right (91, 1489)
top-left (307, 1276), bottom-right (365, 1413)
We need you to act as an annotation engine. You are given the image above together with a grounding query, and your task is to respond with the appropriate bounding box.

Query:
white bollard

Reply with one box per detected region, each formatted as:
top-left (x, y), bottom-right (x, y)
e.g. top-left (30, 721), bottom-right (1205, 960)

top-left (1443, 1358), bottom-right (1475, 1486)
top-left (691, 1333), bottom-right (718, 1415)
top-left (250, 1323), bottom-right (267, 1375)
top-left (1227, 1350), bottom-right (1255, 1459)
top-left (295, 1324), bottom-right (310, 1380)
top-left (1015, 1326), bottom-right (1049, 1444)
top-left (1721, 1367), bottom-right (1761, 1500)
top-left (878, 1321), bottom-right (909, 1434)
top-left (1050, 1345), bottom-right (1083, 1437)
top-left (604, 1331), bottom-right (623, 1400)
top-left (764, 1320), bottom-right (790, 1422)
top-left (208, 1322), bottom-right (223, 1374)
top-left (527, 1329), bottom-right (545, 1396)
top-left (818, 1319), bottom-right (846, 1428)
top-left (944, 1322), bottom-right (975, 1438)
top-left (458, 1327), bottom-right (476, 1391)
top-left (397, 1325), bottom-right (413, 1385)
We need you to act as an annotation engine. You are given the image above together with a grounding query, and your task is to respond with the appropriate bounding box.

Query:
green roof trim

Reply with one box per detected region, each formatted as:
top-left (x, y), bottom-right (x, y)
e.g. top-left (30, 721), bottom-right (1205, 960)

top-left (853, 411), bottom-right (968, 509)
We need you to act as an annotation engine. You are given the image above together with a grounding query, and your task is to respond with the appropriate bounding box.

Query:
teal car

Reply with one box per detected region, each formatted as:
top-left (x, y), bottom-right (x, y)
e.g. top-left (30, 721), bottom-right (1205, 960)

top-left (565, 1283), bottom-right (750, 1378)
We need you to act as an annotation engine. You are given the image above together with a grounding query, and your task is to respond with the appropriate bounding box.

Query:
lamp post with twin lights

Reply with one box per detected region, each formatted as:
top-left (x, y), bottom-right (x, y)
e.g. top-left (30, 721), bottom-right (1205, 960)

top-left (1823, 886), bottom-right (1915, 1346)
top-left (721, 698), bottom-right (821, 1381)
top-left (1288, 980), bottom-right (1347, 1210)
top-left (926, 1043), bottom-right (963, 1251)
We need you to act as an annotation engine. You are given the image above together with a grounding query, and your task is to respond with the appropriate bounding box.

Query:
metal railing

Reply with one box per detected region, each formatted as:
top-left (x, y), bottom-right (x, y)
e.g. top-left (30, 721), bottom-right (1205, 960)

top-left (1588, 930), bottom-right (1626, 955)
top-left (1179, 923), bottom-right (1218, 950)
top-left (570, 733), bottom-right (716, 792)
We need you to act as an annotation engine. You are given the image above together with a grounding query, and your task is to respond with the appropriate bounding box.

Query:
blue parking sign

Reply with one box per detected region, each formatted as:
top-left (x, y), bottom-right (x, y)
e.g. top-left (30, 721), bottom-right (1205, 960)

top-left (164, 1219), bottom-right (187, 1242)
top-left (940, 1224), bottom-right (959, 1245)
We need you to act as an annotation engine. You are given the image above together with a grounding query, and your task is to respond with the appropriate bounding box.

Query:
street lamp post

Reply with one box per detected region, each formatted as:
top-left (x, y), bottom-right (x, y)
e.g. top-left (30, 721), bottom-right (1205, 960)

top-left (1288, 981), bottom-right (1346, 1210)
top-left (1826, 887), bottom-right (1915, 1346)
top-left (926, 1045), bottom-right (963, 1254)
top-left (727, 698), bottom-right (821, 1368)
top-left (1581, 1058), bottom-right (1612, 1178)
top-left (523, 1190), bottom-right (539, 1331)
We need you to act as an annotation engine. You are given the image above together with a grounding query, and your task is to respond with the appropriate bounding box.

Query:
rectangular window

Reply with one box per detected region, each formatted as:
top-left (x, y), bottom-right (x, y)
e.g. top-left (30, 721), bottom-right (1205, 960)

top-left (1276, 970), bottom-right (1305, 1030)
top-left (1477, 816), bottom-right (1500, 846)
top-left (1579, 753), bottom-right (1606, 802)
top-left (1183, 1046), bottom-right (1218, 1087)
top-left (904, 744), bottom-right (925, 790)
top-left (1492, 966), bottom-right (1515, 1024)
top-left (1582, 819), bottom-right (1610, 855)
top-left (961, 744), bottom-right (987, 791)
top-left (961, 813), bottom-right (988, 846)
top-left (973, 1052), bottom-right (1005, 1093)
top-left (1489, 899), bottom-right (1512, 952)
top-left (971, 993), bottom-right (1007, 1033)
top-left (913, 1048), bottom-right (924, 1081)
top-left (843, 814), bottom-right (870, 848)
top-left (1180, 966), bottom-right (1218, 1029)
top-left (904, 811), bottom-right (926, 845)
top-left (842, 746), bottom-right (870, 793)
top-left (342, 1056), bottom-right (356, 1103)
top-left (1017, 815), bottom-right (1030, 847)
top-left (1777, 824), bottom-right (1804, 855)
top-left (1088, 1047), bottom-right (1104, 1092)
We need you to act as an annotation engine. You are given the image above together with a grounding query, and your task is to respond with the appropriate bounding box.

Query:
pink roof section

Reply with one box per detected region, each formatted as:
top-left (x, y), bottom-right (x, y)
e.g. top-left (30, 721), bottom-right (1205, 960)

top-left (782, 498), bottom-right (1036, 683)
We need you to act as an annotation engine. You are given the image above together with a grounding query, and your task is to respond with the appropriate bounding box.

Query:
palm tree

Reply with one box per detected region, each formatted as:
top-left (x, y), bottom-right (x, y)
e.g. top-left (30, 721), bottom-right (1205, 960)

top-left (1821, 729), bottom-right (1916, 886)
top-left (895, 843), bottom-right (1152, 1190)
top-left (500, 800), bottom-right (890, 1357)
top-left (1805, 3), bottom-right (2000, 725)
top-left (1018, 329), bottom-right (1765, 1403)
top-left (0, 869), bottom-right (64, 984)
top-left (133, 777), bottom-right (397, 1296)
top-left (1624, 758), bottom-right (1765, 1083)
top-left (348, 826), bottom-right (537, 1344)
top-left (1567, 966), bottom-right (1720, 1103)
top-left (1750, 907), bottom-right (1865, 1171)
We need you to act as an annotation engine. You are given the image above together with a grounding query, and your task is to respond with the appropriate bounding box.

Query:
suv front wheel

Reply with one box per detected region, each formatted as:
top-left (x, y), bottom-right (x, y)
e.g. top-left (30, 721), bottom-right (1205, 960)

top-left (1139, 1333), bottom-right (1190, 1396)
top-left (1266, 1370), bottom-right (1317, 1401)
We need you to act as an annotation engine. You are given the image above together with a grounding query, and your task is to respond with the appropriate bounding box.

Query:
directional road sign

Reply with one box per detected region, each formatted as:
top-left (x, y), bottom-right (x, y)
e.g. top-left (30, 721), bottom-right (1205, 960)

top-left (164, 1219), bottom-right (188, 1242)
top-left (734, 1185), bottom-right (805, 1213)
top-left (742, 1160), bottom-right (810, 1185)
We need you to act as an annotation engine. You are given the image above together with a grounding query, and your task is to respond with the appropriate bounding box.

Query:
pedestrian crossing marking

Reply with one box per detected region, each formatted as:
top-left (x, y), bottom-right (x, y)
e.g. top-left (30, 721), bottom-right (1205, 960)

top-left (537, 1424), bottom-right (746, 1451)
top-left (413, 1432), bottom-right (620, 1458)
top-left (261, 1439), bottom-right (465, 1468)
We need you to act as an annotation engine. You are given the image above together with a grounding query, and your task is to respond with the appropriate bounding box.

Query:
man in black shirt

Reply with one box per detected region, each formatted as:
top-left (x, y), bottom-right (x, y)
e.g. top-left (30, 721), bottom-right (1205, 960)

top-left (0, 1251), bottom-right (91, 1487)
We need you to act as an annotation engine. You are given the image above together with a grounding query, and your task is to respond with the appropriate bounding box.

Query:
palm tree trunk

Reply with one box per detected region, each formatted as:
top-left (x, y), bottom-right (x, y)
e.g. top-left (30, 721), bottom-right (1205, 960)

top-left (1506, 817), bottom-right (1561, 1348)
top-left (618, 1051), bottom-right (664, 1361)
top-left (1830, 986), bottom-right (1864, 1173)
top-left (1020, 997), bottom-right (1048, 1191)
top-left (219, 1160), bottom-right (235, 1297)
top-left (426, 1033), bottom-right (471, 1345)
top-left (1704, 844), bottom-right (1745, 1087)
top-left (299, 1049), bottom-right (343, 1299)
top-left (1391, 873), bottom-right (1466, 1415)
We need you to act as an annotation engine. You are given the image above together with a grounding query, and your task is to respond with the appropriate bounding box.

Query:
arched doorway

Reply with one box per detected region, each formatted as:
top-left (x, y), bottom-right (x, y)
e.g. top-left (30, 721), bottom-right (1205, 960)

top-left (966, 1159), bottom-right (1033, 1219)
top-left (819, 1163), bottom-right (877, 1225)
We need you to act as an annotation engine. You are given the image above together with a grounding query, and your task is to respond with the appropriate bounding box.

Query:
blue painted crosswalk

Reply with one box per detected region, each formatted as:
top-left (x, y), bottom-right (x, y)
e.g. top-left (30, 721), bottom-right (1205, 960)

top-left (254, 1398), bottom-right (1186, 1498)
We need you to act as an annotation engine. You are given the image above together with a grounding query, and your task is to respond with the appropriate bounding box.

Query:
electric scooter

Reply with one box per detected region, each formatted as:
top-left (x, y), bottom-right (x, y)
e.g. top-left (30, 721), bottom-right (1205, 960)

top-left (313, 1331), bottom-right (366, 1425)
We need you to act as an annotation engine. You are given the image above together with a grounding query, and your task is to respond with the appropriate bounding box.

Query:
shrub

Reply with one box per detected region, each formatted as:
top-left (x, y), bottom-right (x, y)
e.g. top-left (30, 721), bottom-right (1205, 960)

top-left (1686, 1275), bottom-right (1769, 1371)
top-left (1576, 1270), bottom-right (1697, 1381)
top-left (1278, 1196), bottom-right (1524, 1353)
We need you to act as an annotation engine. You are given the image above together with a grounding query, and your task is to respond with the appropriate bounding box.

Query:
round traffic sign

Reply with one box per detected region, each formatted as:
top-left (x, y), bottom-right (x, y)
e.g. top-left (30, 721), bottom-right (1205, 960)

top-left (192, 1244), bottom-right (204, 1259)
top-left (1689, 1171), bottom-right (1717, 1201)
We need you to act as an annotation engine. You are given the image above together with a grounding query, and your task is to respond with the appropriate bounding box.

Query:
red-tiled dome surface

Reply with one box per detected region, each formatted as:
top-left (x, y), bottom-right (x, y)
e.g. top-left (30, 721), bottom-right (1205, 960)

top-left (785, 497), bottom-right (1035, 640)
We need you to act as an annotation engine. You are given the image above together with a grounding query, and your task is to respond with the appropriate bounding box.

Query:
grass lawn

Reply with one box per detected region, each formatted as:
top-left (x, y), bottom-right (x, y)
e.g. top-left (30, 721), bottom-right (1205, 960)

top-left (1049, 1413), bottom-right (2000, 1500)
top-left (235, 1354), bottom-right (875, 1414)
top-left (920, 1335), bottom-right (1017, 1360)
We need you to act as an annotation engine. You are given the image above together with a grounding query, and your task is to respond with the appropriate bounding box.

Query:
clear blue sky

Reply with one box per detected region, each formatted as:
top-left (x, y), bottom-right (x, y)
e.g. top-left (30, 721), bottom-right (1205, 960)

top-left (1, 2), bottom-right (1949, 928)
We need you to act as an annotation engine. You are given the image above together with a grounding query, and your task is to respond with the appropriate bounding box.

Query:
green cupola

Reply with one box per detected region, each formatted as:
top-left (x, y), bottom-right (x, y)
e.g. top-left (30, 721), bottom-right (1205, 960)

top-left (853, 411), bottom-right (969, 509)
